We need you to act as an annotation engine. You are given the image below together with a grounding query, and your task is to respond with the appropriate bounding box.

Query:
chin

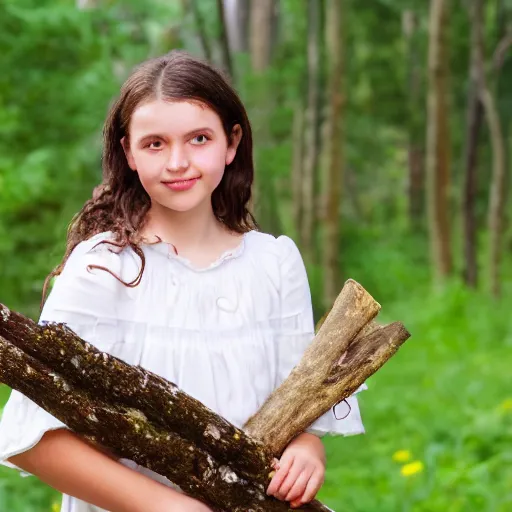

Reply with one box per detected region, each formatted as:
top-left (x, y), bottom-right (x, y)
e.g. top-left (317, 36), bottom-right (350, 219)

top-left (159, 196), bottom-right (210, 213)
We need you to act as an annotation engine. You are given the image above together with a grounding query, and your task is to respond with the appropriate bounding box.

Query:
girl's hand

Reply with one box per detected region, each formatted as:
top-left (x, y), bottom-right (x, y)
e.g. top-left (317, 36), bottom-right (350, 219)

top-left (266, 433), bottom-right (326, 508)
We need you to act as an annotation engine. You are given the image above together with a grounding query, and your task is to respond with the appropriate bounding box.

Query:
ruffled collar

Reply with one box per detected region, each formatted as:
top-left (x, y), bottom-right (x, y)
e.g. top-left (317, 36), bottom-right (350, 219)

top-left (145, 231), bottom-right (253, 272)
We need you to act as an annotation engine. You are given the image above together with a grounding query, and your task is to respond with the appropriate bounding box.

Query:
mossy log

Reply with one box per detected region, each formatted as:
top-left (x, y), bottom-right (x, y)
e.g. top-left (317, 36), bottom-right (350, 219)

top-left (0, 279), bottom-right (410, 511)
top-left (0, 306), bottom-right (276, 485)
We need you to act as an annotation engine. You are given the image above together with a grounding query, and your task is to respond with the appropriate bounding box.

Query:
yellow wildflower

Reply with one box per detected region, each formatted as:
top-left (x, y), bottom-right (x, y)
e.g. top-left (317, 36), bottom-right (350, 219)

top-left (392, 449), bottom-right (411, 463)
top-left (498, 398), bottom-right (512, 412)
top-left (52, 501), bottom-right (61, 512)
top-left (400, 460), bottom-right (424, 477)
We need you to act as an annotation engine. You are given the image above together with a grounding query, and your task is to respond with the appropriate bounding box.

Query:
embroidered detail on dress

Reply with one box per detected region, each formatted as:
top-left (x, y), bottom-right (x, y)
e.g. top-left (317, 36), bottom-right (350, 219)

top-left (216, 296), bottom-right (239, 313)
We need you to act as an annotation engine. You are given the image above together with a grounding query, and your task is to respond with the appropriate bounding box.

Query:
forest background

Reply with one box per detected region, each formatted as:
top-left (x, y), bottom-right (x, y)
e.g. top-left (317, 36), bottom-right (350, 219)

top-left (0, 0), bottom-right (511, 510)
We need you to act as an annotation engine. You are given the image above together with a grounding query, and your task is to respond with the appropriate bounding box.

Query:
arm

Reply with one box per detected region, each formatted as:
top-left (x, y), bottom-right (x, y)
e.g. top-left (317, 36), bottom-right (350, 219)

top-left (8, 429), bottom-right (212, 512)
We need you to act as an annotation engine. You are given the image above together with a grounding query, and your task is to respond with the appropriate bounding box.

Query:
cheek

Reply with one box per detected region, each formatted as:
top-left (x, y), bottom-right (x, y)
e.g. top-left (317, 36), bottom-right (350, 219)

top-left (133, 152), bottom-right (164, 177)
top-left (194, 147), bottom-right (227, 180)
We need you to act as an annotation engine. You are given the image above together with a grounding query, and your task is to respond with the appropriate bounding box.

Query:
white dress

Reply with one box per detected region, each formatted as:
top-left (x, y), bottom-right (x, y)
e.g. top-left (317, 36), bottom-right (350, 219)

top-left (0, 230), bottom-right (365, 512)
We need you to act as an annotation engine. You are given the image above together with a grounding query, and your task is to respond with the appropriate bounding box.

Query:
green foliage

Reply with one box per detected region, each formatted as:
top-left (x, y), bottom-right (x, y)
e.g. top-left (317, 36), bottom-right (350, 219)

top-left (0, 467), bottom-right (59, 512)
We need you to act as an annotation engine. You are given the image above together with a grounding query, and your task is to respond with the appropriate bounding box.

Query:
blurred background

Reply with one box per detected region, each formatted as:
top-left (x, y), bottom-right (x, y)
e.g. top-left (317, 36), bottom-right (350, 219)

top-left (1, 0), bottom-right (511, 510)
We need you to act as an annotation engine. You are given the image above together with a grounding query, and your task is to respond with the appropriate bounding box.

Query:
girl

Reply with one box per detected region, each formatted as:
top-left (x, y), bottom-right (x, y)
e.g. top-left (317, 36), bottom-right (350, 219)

top-left (0, 51), bottom-right (365, 512)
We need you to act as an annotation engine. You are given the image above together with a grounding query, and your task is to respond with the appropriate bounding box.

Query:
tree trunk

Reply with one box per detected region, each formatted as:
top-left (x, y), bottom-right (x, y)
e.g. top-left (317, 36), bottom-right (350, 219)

top-left (216, 0), bottom-right (233, 79)
top-left (249, 0), bottom-right (282, 235)
top-left (484, 87), bottom-right (506, 298)
top-left (0, 279), bottom-right (410, 511)
top-left (426, 0), bottom-right (452, 284)
top-left (223, 0), bottom-right (250, 54)
top-left (495, 0), bottom-right (506, 45)
top-left (472, 2), bottom-right (508, 298)
top-left (250, 0), bottom-right (274, 73)
top-left (316, 103), bottom-right (330, 230)
top-left (301, 0), bottom-right (322, 261)
top-left (462, 0), bottom-right (484, 288)
top-left (189, 0), bottom-right (213, 62)
top-left (403, 10), bottom-right (425, 228)
top-left (323, 0), bottom-right (345, 307)
top-left (292, 103), bottom-right (306, 239)
top-left (408, 147), bottom-right (425, 225)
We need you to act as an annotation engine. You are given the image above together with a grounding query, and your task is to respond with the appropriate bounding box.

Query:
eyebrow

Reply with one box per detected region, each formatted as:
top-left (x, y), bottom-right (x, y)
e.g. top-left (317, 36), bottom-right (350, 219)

top-left (136, 128), bottom-right (214, 145)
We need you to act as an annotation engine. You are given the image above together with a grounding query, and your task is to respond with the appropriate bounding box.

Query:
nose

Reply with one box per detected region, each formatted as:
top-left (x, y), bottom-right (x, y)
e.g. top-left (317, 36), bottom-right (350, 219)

top-left (166, 143), bottom-right (189, 173)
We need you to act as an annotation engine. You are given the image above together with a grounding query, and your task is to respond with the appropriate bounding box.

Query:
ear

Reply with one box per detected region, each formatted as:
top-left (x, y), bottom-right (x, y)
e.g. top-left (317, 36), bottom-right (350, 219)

top-left (225, 124), bottom-right (243, 166)
top-left (121, 136), bottom-right (137, 171)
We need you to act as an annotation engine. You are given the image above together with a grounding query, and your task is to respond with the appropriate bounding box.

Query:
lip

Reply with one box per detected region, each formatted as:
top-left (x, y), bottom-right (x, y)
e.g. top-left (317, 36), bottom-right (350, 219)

top-left (162, 177), bottom-right (200, 192)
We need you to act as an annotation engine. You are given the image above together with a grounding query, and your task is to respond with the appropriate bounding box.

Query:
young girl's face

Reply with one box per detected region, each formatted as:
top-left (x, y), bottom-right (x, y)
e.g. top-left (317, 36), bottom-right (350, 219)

top-left (122, 99), bottom-right (241, 214)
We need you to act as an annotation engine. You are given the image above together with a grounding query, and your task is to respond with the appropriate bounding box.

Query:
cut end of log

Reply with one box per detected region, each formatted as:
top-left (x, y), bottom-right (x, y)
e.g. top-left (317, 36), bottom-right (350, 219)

top-left (344, 278), bottom-right (382, 312)
top-left (316, 279), bottom-right (381, 337)
top-left (344, 278), bottom-right (379, 295)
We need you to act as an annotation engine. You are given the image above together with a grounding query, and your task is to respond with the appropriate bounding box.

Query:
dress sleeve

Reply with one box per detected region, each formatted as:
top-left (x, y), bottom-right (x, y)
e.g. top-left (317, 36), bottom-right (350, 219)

top-left (275, 235), bottom-right (366, 437)
top-left (0, 234), bottom-right (125, 475)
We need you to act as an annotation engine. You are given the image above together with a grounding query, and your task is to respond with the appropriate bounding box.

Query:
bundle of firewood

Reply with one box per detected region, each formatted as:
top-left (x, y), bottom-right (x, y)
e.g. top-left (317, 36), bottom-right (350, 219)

top-left (0, 279), bottom-right (410, 511)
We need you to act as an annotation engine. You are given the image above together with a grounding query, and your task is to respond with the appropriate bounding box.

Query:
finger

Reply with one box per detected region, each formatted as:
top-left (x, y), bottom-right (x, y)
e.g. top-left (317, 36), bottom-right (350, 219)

top-left (267, 455), bottom-right (293, 496)
top-left (267, 455), bottom-right (294, 496)
top-left (284, 466), bottom-right (314, 503)
top-left (300, 469), bottom-right (325, 504)
top-left (275, 461), bottom-right (306, 500)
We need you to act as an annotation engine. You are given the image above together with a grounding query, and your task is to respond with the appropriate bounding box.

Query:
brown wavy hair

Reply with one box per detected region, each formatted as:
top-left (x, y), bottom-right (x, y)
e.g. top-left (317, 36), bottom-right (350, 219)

top-left (42, 50), bottom-right (257, 309)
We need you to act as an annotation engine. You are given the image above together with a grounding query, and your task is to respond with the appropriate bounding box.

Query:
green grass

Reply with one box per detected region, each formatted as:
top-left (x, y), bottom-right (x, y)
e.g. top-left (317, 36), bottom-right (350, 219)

top-left (1, 284), bottom-right (511, 511)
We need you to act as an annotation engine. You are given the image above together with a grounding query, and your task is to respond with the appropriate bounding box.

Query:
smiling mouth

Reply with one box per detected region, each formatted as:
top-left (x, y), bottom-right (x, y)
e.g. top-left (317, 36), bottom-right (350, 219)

top-left (163, 177), bottom-right (200, 184)
top-left (162, 177), bottom-right (200, 191)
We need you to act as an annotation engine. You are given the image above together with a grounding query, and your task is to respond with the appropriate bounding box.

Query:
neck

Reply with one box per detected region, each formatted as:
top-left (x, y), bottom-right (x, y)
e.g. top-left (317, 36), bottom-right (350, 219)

top-left (142, 200), bottom-right (224, 251)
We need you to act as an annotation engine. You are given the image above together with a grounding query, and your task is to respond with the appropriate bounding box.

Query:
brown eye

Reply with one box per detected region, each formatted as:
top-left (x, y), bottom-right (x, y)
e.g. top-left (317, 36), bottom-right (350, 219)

top-left (148, 141), bottom-right (162, 149)
top-left (190, 134), bottom-right (209, 145)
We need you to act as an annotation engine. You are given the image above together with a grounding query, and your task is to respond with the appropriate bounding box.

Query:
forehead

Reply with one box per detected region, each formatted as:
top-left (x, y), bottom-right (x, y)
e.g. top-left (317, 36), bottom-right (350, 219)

top-left (129, 99), bottom-right (223, 136)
